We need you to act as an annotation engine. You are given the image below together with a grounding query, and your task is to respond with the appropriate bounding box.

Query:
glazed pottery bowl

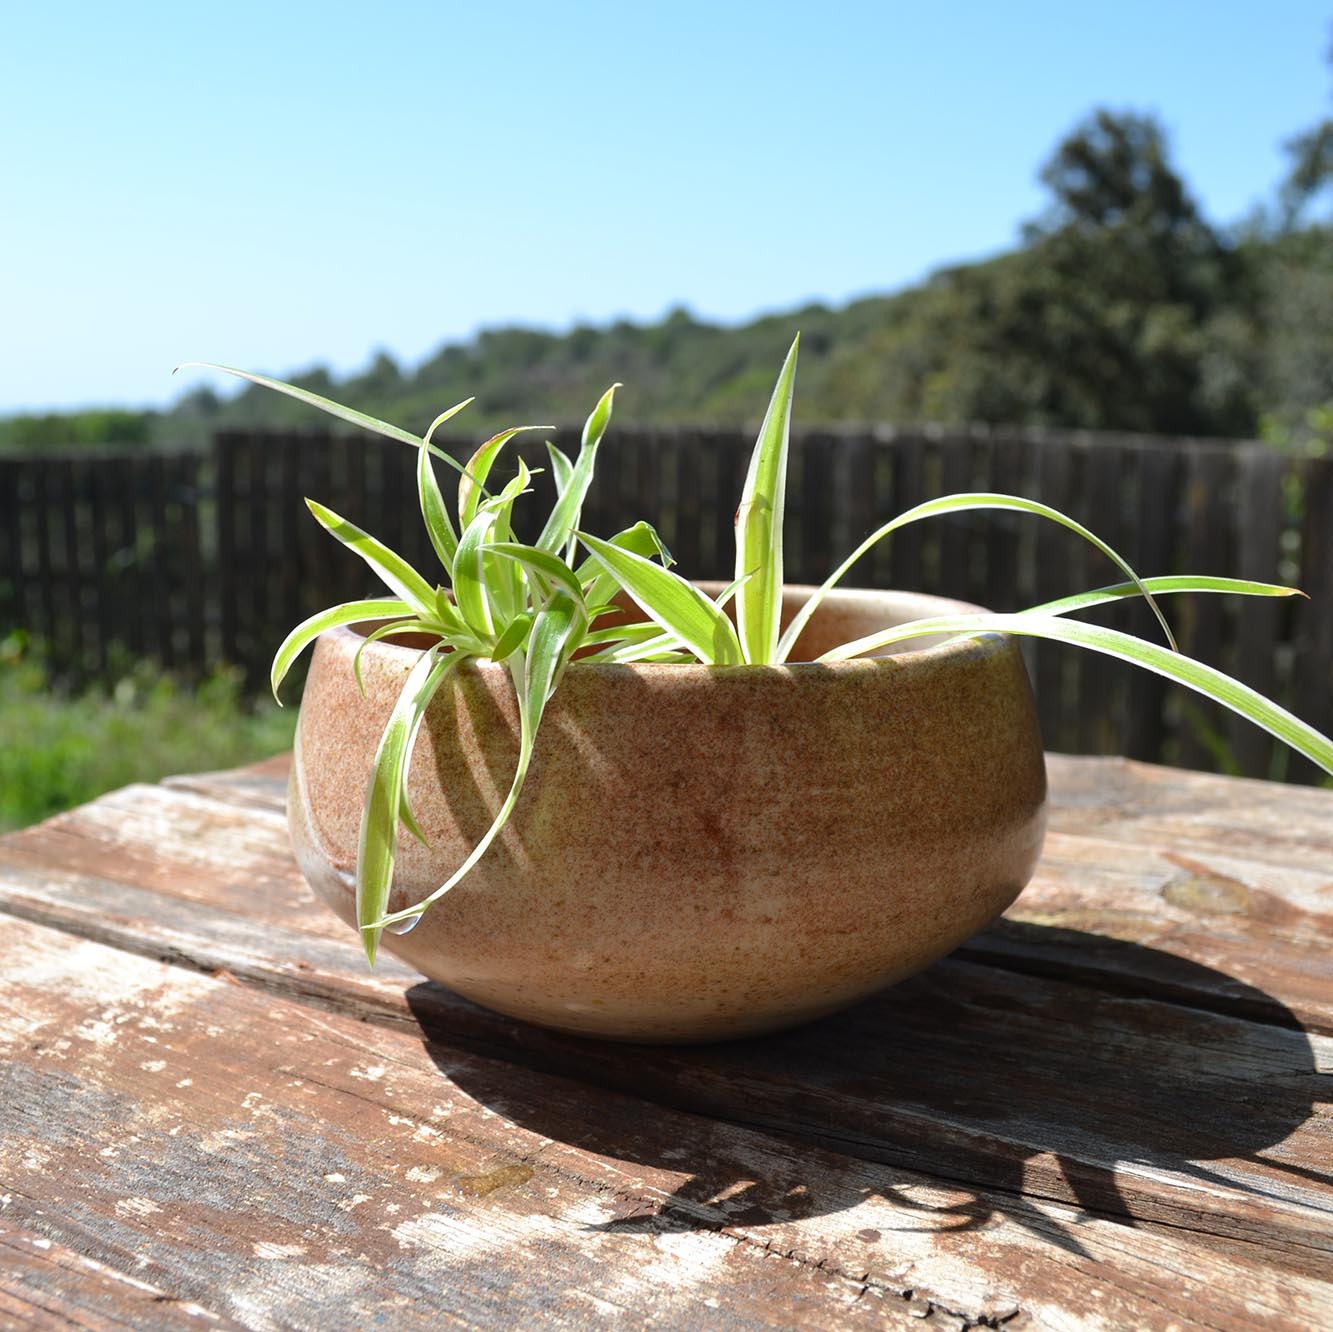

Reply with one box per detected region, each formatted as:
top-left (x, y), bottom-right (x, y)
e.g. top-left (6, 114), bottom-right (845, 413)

top-left (288, 585), bottom-right (1047, 1043)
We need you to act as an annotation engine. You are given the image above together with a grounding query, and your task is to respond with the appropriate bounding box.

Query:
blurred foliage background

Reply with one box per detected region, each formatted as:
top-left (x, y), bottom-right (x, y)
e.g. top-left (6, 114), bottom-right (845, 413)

top-left (0, 633), bottom-right (294, 834)
top-left (7, 101), bottom-right (1333, 457)
top-left (8, 89), bottom-right (1333, 826)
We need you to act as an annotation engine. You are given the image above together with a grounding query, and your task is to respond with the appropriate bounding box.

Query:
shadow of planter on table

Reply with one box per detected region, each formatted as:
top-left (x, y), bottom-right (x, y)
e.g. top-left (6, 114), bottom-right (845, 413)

top-left (405, 929), bottom-right (1329, 1263)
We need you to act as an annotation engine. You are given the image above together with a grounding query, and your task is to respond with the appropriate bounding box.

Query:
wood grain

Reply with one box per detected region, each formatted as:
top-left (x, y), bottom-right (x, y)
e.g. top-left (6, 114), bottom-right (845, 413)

top-left (3, 755), bottom-right (1331, 1328)
top-left (2, 769), bottom-right (1330, 1273)
top-left (0, 1222), bottom-right (236, 1330)
top-left (4, 915), bottom-right (1329, 1332)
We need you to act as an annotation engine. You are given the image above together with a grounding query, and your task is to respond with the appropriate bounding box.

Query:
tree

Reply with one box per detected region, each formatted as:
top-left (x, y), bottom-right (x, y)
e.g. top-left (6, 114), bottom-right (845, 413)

top-left (934, 109), bottom-right (1261, 435)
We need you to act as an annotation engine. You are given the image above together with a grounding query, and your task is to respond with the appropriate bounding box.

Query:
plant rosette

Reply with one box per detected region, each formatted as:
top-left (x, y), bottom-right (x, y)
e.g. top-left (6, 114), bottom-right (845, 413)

top-left (183, 340), bottom-right (1333, 1043)
top-left (289, 584), bottom-right (1046, 1041)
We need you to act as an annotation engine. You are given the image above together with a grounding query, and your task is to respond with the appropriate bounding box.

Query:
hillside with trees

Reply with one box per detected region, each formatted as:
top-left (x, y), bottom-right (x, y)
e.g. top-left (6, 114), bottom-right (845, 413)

top-left (7, 100), bottom-right (1333, 453)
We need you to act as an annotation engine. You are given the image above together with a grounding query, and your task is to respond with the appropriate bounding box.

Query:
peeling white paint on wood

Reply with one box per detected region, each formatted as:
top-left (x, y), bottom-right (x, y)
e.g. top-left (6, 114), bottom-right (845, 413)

top-left (2, 758), bottom-right (1332, 1331)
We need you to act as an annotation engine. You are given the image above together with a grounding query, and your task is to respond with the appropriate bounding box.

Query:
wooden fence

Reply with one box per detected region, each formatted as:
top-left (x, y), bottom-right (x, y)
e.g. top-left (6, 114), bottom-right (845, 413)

top-left (2, 425), bottom-right (1330, 782)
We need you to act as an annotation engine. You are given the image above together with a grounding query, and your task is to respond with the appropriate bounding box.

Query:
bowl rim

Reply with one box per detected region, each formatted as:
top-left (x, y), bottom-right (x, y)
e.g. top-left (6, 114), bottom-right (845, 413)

top-left (317, 584), bottom-right (1012, 680)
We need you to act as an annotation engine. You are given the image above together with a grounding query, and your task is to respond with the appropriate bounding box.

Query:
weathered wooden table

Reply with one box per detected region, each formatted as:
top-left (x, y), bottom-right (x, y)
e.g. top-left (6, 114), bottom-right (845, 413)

top-left (1, 754), bottom-right (1330, 1330)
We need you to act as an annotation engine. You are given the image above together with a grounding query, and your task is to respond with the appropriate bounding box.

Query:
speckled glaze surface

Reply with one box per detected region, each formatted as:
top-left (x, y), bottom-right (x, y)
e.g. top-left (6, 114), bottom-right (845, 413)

top-left (288, 586), bottom-right (1048, 1043)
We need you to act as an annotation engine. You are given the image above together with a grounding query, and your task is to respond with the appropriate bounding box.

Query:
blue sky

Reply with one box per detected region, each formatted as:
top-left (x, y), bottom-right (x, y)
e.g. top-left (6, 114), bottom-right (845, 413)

top-left (2, 1), bottom-right (1330, 413)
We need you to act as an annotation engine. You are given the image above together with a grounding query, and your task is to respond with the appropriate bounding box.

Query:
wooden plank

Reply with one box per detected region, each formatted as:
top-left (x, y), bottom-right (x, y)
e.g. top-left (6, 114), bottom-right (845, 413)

top-left (1043, 753), bottom-right (1333, 872)
top-left (1124, 443), bottom-right (1182, 763)
top-left (87, 457), bottom-right (117, 678)
top-left (885, 432), bottom-right (923, 593)
top-left (935, 433), bottom-right (973, 603)
top-left (276, 434), bottom-right (305, 649)
top-left (71, 456), bottom-right (106, 678)
top-left (1227, 447), bottom-right (1284, 778)
top-left (794, 431), bottom-right (834, 586)
top-left (980, 434), bottom-right (1025, 614)
top-left (242, 434), bottom-right (271, 684)
top-left (4, 914), bottom-right (1329, 1332)
top-left (30, 456), bottom-right (58, 651)
top-left (295, 431), bottom-right (336, 631)
top-left (175, 454), bottom-right (207, 669)
top-left (0, 1221), bottom-right (236, 1330)
top-left (0, 460), bottom-right (27, 635)
top-left (113, 450), bottom-right (149, 663)
top-left (144, 452), bottom-right (175, 669)
top-left (637, 429), bottom-right (669, 556)
top-left (1292, 454), bottom-right (1333, 784)
top-left (671, 429), bottom-right (707, 577)
top-left (829, 434), bottom-right (873, 599)
top-left (214, 434), bottom-right (240, 668)
top-left (1032, 440), bottom-right (1076, 752)
top-left (1075, 441), bottom-right (1123, 756)
top-left (710, 431), bottom-right (743, 587)
top-left (42, 457), bottom-right (78, 670)
top-left (2, 778), bottom-right (1330, 1267)
top-left (1176, 447), bottom-right (1234, 770)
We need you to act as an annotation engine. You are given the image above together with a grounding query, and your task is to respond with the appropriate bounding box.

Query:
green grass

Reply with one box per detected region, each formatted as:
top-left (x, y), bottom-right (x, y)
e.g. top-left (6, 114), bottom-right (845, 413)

top-left (0, 635), bottom-right (296, 833)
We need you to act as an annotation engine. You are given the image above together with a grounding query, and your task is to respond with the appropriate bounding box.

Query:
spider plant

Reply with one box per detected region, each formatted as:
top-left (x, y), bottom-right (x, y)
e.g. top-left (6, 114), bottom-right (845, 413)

top-left (184, 341), bottom-right (1333, 965)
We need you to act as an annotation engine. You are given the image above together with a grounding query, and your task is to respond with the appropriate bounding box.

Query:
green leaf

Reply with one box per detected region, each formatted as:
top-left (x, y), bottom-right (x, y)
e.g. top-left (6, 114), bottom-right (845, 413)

top-left (734, 334), bottom-right (799, 664)
top-left (270, 598), bottom-right (411, 701)
top-left (452, 506), bottom-right (502, 640)
top-left (486, 541), bottom-right (587, 605)
top-left (352, 618), bottom-right (428, 696)
top-left (356, 648), bottom-right (457, 963)
top-left (489, 612), bottom-right (534, 661)
top-left (483, 459), bottom-right (537, 620)
top-left (305, 500), bottom-right (438, 616)
top-left (576, 532), bottom-right (743, 665)
top-left (1022, 575), bottom-right (1304, 619)
top-left (459, 426), bottom-right (550, 530)
top-left (579, 630), bottom-right (685, 663)
top-left (713, 569), bottom-right (755, 609)
top-left (818, 613), bottom-right (1333, 778)
top-left (545, 440), bottom-right (574, 498)
top-left (399, 788), bottom-right (430, 847)
top-left (176, 361), bottom-right (470, 476)
top-left (523, 589), bottom-right (587, 709)
top-left (578, 621), bottom-right (671, 650)
top-left (367, 593), bottom-right (589, 935)
top-left (423, 398), bottom-right (474, 444)
top-left (537, 384), bottom-right (619, 554)
top-left (415, 399), bottom-right (479, 575)
top-left (431, 588), bottom-right (480, 644)
top-left (417, 436), bottom-right (458, 576)
top-left (777, 491), bottom-right (1176, 662)
top-left (575, 520), bottom-right (673, 610)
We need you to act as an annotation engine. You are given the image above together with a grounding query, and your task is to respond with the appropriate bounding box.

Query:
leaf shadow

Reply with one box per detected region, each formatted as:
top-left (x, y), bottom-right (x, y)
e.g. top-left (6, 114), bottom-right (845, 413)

top-left (404, 926), bottom-right (1330, 1263)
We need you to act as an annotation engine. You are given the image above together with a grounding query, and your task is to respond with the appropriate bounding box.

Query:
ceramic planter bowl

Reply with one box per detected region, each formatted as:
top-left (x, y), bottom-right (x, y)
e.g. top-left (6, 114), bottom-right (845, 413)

top-left (288, 585), bottom-right (1047, 1043)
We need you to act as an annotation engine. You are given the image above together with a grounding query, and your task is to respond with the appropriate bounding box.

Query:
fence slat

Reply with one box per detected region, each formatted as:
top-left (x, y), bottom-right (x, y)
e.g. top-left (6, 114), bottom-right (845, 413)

top-left (176, 455), bottom-right (206, 668)
top-left (981, 434), bottom-right (1024, 614)
top-left (1176, 448), bottom-right (1233, 771)
top-left (1076, 441), bottom-right (1124, 756)
top-left (216, 434), bottom-right (239, 668)
top-left (1, 429), bottom-right (1326, 786)
top-left (1032, 440), bottom-right (1076, 752)
top-left (1229, 449), bottom-right (1283, 778)
top-left (886, 433), bottom-right (923, 593)
top-left (0, 461), bottom-right (27, 635)
top-left (1292, 455), bottom-right (1333, 785)
top-left (1123, 444), bottom-right (1181, 762)
top-left (937, 432), bottom-right (973, 603)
